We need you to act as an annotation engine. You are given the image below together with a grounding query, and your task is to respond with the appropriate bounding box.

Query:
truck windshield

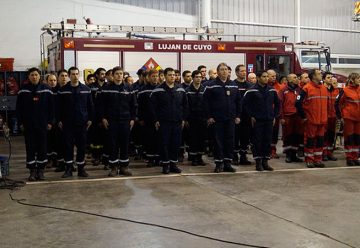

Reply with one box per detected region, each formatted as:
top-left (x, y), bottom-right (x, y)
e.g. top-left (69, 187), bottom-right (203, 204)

top-left (301, 50), bottom-right (334, 71)
top-left (267, 55), bottom-right (291, 79)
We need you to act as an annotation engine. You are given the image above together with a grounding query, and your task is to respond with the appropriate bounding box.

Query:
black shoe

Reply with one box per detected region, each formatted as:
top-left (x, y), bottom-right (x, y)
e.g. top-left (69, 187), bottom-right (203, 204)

top-left (233, 153), bottom-right (239, 165)
top-left (54, 162), bottom-right (65, 172)
top-left (322, 156), bottom-right (328, 161)
top-left (119, 166), bottom-right (132, 176)
top-left (28, 169), bottom-right (37, 181)
top-left (314, 162), bottom-right (325, 168)
top-left (62, 166), bottom-right (73, 178)
top-left (297, 148), bottom-right (304, 157)
top-left (354, 160), bottom-right (360, 166)
top-left (169, 163), bottom-right (182, 173)
top-left (223, 163), bottom-right (236, 172)
top-left (291, 154), bottom-right (303, 162)
top-left (108, 166), bottom-right (118, 177)
top-left (306, 162), bottom-right (315, 168)
top-left (154, 159), bottom-right (161, 167)
top-left (347, 160), bottom-right (356, 166)
top-left (197, 157), bottom-right (206, 166)
top-left (262, 159), bottom-right (274, 171)
top-left (77, 166), bottom-right (89, 177)
top-left (285, 153), bottom-right (292, 163)
top-left (162, 164), bottom-right (170, 174)
top-left (214, 163), bottom-right (224, 173)
top-left (327, 155), bottom-right (338, 161)
top-left (239, 155), bottom-right (252, 165)
top-left (255, 159), bottom-right (264, 171)
top-left (37, 168), bottom-right (45, 181)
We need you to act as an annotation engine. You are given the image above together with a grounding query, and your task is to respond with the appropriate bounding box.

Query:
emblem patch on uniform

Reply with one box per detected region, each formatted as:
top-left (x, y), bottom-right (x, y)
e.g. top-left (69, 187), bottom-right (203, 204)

top-left (296, 95), bottom-right (301, 100)
top-left (226, 90), bottom-right (230, 96)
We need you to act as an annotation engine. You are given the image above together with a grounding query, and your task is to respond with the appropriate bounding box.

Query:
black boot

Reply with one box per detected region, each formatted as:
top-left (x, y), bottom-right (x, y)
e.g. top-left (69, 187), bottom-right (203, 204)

top-left (162, 163), bottom-right (170, 174)
top-left (197, 155), bottom-right (206, 166)
top-left (255, 159), bottom-right (264, 171)
top-left (354, 160), bottom-right (360, 166)
top-left (262, 159), bottom-right (274, 171)
top-left (119, 166), bottom-right (132, 176)
top-left (346, 160), bottom-right (355, 166)
top-left (55, 161), bottom-right (65, 172)
top-left (327, 154), bottom-right (338, 161)
top-left (223, 161), bottom-right (236, 172)
top-left (37, 167), bottom-right (45, 181)
top-left (62, 164), bottom-right (73, 178)
top-left (28, 168), bottom-right (37, 181)
top-left (233, 153), bottom-right (239, 165)
top-left (108, 164), bottom-right (118, 177)
top-left (239, 154), bottom-right (252, 165)
top-left (169, 163), bottom-right (182, 173)
top-left (285, 150), bottom-right (292, 163)
top-left (291, 150), bottom-right (303, 162)
top-left (214, 162), bottom-right (223, 173)
top-left (77, 165), bottom-right (89, 177)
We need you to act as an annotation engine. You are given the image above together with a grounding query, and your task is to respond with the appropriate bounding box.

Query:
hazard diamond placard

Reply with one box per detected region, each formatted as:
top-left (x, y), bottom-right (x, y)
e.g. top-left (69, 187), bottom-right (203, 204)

top-left (141, 57), bottom-right (162, 71)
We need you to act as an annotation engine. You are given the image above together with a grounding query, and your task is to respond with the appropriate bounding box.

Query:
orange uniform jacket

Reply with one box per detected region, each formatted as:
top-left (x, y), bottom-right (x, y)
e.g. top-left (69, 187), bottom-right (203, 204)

top-left (335, 84), bottom-right (360, 121)
top-left (295, 81), bottom-right (328, 125)
top-left (279, 84), bottom-right (301, 118)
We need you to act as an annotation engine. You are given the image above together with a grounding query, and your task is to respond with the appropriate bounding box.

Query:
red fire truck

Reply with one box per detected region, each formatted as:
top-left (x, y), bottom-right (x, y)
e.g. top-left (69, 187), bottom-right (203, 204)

top-left (41, 22), bottom-right (346, 83)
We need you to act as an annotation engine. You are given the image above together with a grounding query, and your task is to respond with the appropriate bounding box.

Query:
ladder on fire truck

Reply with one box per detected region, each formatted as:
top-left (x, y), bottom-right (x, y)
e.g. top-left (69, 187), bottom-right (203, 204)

top-left (40, 22), bottom-right (288, 70)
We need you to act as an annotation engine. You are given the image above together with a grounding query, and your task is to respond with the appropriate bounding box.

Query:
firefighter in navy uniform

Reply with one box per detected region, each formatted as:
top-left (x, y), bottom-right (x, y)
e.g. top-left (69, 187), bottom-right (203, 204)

top-left (179, 70), bottom-right (192, 162)
top-left (45, 73), bottom-right (58, 168)
top-left (137, 69), bottom-right (160, 167)
top-left (203, 63), bottom-right (241, 173)
top-left (99, 66), bottom-right (136, 177)
top-left (243, 70), bottom-right (280, 171)
top-left (89, 67), bottom-right (108, 168)
top-left (233, 64), bottom-right (252, 165)
top-left (150, 67), bottom-right (188, 174)
top-left (16, 67), bottom-right (54, 181)
top-left (57, 67), bottom-right (94, 178)
top-left (186, 70), bottom-right (207, 166)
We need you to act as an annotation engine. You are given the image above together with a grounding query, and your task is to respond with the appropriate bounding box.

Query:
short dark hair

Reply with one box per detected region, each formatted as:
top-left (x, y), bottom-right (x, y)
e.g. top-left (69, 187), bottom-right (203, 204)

top-left (322, 71), bottom-right (332, 80)
top-left (137, 68), bottom-right (145, 76)
top-left (86, 74), bottom-right (96, 81)
top-left (112, 66), bottom-right (123, 74)
top-left (227, 66), bottom-right (232, 71)
top-left (256, 70), bottom-right (267, 78)
top-left (182, 70), bottom-right (191, 77)
top-left (57, 69), bottom-right (68, 77)
top-left (148, 69), bottom-right (159, 76)
top-left (95, 67), bottom-right (106, 76)
top-left (197, 65), bottom-right (206, 71)
top-left (27, 67), bottom-right (41, 76)
top-left (191, 70), bottom-right (201, 78)
top-left (308, 69), bottom-right (319, 81)
top-left (68, 66), bottom-right (79, 75)
top-left (158, 69), bottom-right (164, 75)
top-left (174, 69), bottom-right (180, 74)
top-left (45, 73), bottom-right (57, 81)
top-left (235, 64), bottom-right (245, 72)
top-left (106, 69), bottom-right (113, 76)
top-left (216, 62), bottom-right (228, 71)
top-left (164, 67), bottom-right (175, 76)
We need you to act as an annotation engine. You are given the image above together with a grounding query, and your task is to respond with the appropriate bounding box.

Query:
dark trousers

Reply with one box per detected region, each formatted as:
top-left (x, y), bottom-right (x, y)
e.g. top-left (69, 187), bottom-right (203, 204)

top-left (89, 125), bottom-right (105, 160)
top-left (234, 117), bottom-right (251, 156)
top-left (144, 121), bottom-right (160, 161)
top-left (47, 127), bottom-right (57, 161)
top-left (63, 124), bottom-right (87, 166)
top-left (271, 118), bottom-right (280, 154)
top-left (55, 127), bottom-right (65, 163)
top-left (24, 126), bottom-right (47, 169)
top-left (108, 120), bottom-right (130, 166)
top-left (188, 119), bottom-right (207, 156)
top-left (158, 121), bottom-right (182, 164)
top-left (324, 117), bottom-right (336, 156)
top-left (252, 120), bottom-right (273, 160)
top-left (213, 120), bottom-right (235, 164)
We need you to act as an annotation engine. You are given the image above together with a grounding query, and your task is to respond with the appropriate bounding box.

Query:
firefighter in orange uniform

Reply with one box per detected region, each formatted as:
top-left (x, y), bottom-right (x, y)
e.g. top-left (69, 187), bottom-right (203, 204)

top-left (279, 74), bottom-right (303, 163)
top-left (267, 69), bottom-right (284, 158)
top-left (335, 73), bottom-right (360, 166)
top-left (296, 69), bottom-right (328, 168)
top-left (323, 72), bottom-right (339, 161)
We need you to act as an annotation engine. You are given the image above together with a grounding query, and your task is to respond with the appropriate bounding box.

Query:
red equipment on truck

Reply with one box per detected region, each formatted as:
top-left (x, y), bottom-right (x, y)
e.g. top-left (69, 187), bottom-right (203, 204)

top-left (41, 22), bottom-right (346, 83)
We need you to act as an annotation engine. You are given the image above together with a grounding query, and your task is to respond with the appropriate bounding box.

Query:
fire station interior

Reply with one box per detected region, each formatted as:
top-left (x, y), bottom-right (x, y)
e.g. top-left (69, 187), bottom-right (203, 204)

top-left (1, 0), bottom-right (360, 247)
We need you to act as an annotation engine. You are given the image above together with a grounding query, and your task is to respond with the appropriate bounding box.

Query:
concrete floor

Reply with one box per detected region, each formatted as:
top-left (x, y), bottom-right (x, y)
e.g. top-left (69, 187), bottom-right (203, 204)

top-left (1, 136), bottom-right (360, 248)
